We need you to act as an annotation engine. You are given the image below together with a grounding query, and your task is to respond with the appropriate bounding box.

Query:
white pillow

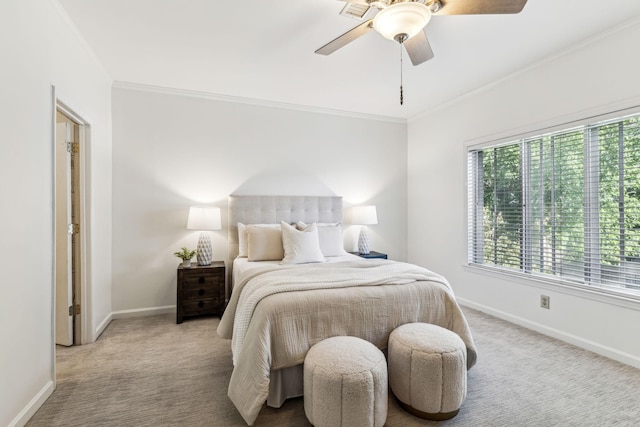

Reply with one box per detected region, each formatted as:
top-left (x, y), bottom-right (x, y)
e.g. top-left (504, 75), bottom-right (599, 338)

top-left (246, 225), bottom-right (284, 261)
top-left (238, 223), bottom-right (280, 257)
top-left (281, 222), bottom-right (325, 264)
top-left (297, 222), bottom-right (348, 257)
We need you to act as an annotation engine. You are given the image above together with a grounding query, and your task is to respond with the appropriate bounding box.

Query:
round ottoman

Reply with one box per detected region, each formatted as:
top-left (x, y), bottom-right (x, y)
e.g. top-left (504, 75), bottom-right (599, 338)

top-left (388, 323), bottom-right (467, 420)
top-left (304, 336), bottom-right (388, 427)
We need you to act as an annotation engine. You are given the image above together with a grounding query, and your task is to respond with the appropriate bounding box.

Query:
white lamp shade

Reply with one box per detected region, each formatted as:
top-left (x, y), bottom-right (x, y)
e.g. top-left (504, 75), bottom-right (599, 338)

top-left (373, 2), bottom-right (431, 41)
top-left (187, 206), bottom-right (222, 231)
top-left (352, 205), bottom-right (378, 225)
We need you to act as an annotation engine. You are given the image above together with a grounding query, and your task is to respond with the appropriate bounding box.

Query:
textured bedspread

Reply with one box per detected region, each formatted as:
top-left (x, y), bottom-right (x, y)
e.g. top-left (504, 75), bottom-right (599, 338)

top-left (217, 259), bottom-right (477, 426)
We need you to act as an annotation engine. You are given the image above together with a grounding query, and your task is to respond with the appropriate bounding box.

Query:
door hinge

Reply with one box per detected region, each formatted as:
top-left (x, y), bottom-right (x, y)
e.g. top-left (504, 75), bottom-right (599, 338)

top-left (68, 304), bottom-right (81, 316)
top-left (67, 223), bottom-right (80, 235)
top-left (66, 141), bottom-right (79, 155)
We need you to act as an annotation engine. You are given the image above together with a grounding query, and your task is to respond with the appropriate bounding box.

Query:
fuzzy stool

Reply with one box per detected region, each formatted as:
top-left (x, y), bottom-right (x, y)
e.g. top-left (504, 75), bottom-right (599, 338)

top-left (388, 323), bottom-right (467, 420)
top-left (303, 336), bottom-right (388, 427)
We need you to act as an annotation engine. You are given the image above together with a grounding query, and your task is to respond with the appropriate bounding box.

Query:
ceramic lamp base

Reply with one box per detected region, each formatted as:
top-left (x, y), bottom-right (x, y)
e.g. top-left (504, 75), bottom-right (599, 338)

top-left (358, 226), bottom-right (371, 255)
top-left (196, 232), bottom-right (213, 265)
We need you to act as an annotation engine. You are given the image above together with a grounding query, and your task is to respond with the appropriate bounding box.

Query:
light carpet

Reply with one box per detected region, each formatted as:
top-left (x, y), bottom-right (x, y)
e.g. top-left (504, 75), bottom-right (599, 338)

top-left (27, 307), bottom-right (640, 426)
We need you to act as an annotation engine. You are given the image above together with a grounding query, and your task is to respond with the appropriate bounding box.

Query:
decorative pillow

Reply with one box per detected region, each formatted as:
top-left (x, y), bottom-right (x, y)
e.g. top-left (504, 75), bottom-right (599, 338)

top-left (297, 222), bottom-right (348, 257)
top-left (246, 225), bottom-right (284, 261)
top-left (238, 223), bottom-right (280, 257)
top-left (281, 222), bottom-right (325, 264)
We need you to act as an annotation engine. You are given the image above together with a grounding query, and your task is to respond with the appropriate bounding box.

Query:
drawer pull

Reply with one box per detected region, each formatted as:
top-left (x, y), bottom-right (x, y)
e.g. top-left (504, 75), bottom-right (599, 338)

top-left (199, 277), bottom-right (205, 284)
top-left (198, 289), bottom-right (205, 296)
top-left (198, 301), bottom-right (204, 308)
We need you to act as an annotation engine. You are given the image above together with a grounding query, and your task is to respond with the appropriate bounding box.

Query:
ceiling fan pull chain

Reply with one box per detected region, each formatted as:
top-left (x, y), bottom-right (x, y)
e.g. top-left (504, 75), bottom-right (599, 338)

top-left (400, 42), bottom-right (404, 105)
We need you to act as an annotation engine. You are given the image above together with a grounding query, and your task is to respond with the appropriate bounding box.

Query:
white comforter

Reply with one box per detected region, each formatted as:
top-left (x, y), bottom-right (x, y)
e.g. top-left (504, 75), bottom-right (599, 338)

top-left (217, 258), bottom-right (477, 426)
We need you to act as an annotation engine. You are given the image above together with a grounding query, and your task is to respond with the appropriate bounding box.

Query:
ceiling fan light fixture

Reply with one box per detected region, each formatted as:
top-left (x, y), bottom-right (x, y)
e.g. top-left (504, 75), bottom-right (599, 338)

top-left (373, 2), bottom-right (431, 42)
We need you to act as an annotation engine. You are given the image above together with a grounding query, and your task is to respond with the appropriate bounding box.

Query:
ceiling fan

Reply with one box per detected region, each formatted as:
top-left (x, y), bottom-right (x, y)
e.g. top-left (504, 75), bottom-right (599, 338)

top-left (316, 0), bottom-right (529, 67)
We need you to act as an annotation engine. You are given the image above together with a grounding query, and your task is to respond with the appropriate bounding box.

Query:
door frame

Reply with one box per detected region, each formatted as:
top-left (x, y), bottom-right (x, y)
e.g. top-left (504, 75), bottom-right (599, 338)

top-left (52, 89), bottom-right (92, 365)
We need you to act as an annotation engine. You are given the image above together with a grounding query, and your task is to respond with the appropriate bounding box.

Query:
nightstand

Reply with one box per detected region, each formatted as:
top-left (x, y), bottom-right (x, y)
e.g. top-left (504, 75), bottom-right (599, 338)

top-left (176, 261), bottom-right (225, 324)
top-left (350, 251), bottom-right (388, 259)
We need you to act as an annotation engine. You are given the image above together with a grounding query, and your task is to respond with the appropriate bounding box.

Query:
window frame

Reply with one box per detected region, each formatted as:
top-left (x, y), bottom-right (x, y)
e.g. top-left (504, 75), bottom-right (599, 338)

top-left (464, 104), bottom-right (640, 306)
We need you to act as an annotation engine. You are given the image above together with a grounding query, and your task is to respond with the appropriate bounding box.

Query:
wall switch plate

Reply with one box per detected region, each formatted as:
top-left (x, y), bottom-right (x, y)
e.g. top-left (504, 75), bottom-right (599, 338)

top-left (540, 295), bottom-right (550, 309)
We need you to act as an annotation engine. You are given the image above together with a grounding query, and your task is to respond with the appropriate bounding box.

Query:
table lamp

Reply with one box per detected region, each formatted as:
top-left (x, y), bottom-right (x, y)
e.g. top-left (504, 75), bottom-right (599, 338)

top-left (352, 205), bottom-right (378, 255)
top-left (187, 206), bottom-right (222, 265)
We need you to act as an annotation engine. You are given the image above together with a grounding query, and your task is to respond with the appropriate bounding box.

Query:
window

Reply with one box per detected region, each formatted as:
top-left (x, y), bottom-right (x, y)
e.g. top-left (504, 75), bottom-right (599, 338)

top-left (467, 112), bottom-right (640, 298)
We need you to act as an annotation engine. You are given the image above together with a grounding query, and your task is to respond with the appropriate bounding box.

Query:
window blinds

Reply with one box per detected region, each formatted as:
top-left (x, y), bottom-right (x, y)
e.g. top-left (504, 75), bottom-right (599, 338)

top-left (468, 113), bottom-right (640, 297)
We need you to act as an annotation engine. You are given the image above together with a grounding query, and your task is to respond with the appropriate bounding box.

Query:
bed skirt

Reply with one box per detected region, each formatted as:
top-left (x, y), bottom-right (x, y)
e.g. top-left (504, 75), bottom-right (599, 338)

top-left (267, 365), bottom-right (304, 407)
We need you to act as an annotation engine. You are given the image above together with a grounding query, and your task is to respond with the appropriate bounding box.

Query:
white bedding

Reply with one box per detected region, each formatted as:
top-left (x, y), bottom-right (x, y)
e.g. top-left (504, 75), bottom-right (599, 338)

top-left (217, 257), bottom-right (477, 426)
top-left (228, 254), bottom-right (359, 302)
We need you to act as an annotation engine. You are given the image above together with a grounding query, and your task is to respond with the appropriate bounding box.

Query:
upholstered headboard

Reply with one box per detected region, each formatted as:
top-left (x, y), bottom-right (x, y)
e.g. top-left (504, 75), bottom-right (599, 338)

top-left (227, 195), bottom-right (343, 259)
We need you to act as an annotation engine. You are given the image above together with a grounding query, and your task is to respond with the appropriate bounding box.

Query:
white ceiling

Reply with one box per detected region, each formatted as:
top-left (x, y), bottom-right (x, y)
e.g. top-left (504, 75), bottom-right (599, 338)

top-left (59, 0), bottom-right (640, 120)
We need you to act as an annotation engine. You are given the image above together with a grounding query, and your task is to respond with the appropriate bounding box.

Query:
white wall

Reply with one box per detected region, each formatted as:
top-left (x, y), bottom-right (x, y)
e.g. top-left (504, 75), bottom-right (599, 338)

top-left (407, 19), bottom-right (640, 368)
top-left (111, 86), bottom-right (407, 313)
top-left (0, 1), bottom-right (112, 425)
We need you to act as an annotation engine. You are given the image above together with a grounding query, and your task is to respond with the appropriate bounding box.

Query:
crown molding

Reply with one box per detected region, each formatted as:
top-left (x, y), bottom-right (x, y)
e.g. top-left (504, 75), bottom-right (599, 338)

top-left (112, 81), bottom-right (407, 124)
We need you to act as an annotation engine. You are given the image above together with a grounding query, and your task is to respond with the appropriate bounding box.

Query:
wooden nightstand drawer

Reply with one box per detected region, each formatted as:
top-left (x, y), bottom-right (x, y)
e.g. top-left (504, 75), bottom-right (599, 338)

top-left (182, 297), bottom-right (222, 316)
top-left (183, 272), bottom-right (222, 287)
top-left (183, 284), bottom-right (220, 300)
top-left (183, 272), bottom-right (222, 284)
top-left (177, 261), bottom-right (226, 324)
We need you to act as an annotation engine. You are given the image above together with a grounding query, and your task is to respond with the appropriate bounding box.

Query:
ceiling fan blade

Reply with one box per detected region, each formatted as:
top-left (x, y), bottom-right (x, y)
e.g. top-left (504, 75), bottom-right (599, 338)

top-left (315, 19), bottom-right (374, 56)
top-left (435, 0), bottom-right (527, 15)
top-left (404, 30), bottom-right (434, 66)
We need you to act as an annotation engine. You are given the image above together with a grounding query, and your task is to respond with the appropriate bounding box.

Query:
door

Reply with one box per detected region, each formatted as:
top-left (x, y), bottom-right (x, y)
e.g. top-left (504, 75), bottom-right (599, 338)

top-left (55, 122), bottom-right (73, 346)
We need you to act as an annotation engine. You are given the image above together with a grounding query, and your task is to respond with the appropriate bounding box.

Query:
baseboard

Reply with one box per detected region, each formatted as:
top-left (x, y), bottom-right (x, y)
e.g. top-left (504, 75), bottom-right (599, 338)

top-left (93, 306), bottom-right (176, 340)
top-left (458, 298), bottom-right (640, 370)
top-left (12, 306), bottom-right (177, 425)
top-left (111, 305), bottom-right (175, 320)
top-left (9, 380), bottom-right (54, 427)
top-left (94, 312), bottom-right (113, 341)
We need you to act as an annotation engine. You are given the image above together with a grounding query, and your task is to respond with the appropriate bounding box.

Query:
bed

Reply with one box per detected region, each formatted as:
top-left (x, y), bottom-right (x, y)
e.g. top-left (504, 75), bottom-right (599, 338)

top-left (217, 195), bottom-right (477, 426)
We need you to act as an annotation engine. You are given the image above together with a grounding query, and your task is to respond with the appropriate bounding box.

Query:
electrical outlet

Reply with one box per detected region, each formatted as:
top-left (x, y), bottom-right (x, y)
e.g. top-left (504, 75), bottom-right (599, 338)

top-left (540, 295), bottom-right (550, 309)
